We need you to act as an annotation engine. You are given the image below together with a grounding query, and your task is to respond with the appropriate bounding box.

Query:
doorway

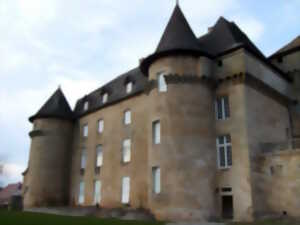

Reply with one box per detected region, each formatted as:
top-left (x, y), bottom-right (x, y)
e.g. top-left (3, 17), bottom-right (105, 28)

top-left (222, 195), bottom-right (233, 219)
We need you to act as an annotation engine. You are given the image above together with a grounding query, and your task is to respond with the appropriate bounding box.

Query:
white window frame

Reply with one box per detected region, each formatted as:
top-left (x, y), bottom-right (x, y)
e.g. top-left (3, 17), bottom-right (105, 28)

top-left (152, 167), bottom-right (161, 194)
top-left (124, 110), bottom-right (131, 125)
top-left (215, 96), bottom-right (230, 120)
top-left (153, 120), bottom-right (161, 144)
top-left (96, 145), bottom-right (103, 167)
top-left (122, 139), bottom-right (131, 163)
top-left (98, 119), bottom-right (104, 134)
top-left (121, 177), bottom-right (130, 204)
top-left (158, 72), bottom-right (167, 92)
top-left (102, 93), bottom-right (108, 104)
top-left (126, 82), bottom-right (133, 94)
top-left (93, 180), bottom-right (101, 205)
top-left (216, 135), bottom-right (232, 169)
top-left (78, 181), bottom-right (85, 204)
top-left (83, 101), bottom-right (89, 111)
top-left (81, 149), bottom-right (87, 169)
top-left (83, 124), bottom-right (88, 137)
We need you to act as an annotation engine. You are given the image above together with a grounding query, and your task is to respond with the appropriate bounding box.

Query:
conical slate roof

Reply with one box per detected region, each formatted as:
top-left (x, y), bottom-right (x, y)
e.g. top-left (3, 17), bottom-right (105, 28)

top-left (140, 5), bottom-right (207, 75)
top-left (29, 88), bottom-right (73, 122)
top-left (270, 36), bottom-right (300, 58)
top-left (156, 5), bottom-right (200, 53)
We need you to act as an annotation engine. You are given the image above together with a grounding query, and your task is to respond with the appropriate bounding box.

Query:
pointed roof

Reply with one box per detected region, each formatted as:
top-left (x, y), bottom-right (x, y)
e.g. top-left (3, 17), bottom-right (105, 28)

top-left (269, 36), bottom-right (300, 58)
top-left (140, 5), bottom-right (208, 75)
top-left (156, 5), bottom-right (200, 53)
top-left (198, 17), bottom-right (265, 58)
top-left (29, 88), bottom-right (73, 122)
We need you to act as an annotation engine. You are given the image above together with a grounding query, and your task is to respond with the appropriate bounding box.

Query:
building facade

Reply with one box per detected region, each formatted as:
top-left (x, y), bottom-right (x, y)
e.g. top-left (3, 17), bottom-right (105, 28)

top-left (22, 5), bottom-right (300, 222)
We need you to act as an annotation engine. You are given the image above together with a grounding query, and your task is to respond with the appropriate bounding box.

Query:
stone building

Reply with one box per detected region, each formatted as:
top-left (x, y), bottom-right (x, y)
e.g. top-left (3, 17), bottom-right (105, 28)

top-left (22, 4), bottom-right (300, 222)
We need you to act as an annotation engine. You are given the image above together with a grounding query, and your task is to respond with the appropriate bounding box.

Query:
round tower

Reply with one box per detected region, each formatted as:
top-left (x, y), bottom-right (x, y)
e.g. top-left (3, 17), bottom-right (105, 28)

top-left (141, 5), bottom-right (217, 221)
top-left (23, 88), bottom-right (74, 208)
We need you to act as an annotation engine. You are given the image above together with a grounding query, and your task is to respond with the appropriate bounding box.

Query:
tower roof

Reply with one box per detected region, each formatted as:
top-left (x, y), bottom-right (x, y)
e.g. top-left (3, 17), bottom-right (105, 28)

top-left (269, 36), bottom-right (300, 59)
top-left (140, 5), bottom-right (208, 75)
top-left (29, 88), bottom-right (73, 122)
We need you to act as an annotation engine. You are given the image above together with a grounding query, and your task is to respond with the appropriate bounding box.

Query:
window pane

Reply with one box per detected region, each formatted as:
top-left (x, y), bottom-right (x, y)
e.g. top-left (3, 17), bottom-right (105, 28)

top-left (81, 149), bottom-right (86, 169)
top-left (158, 74), bottom-right (167, 92)
top-left (218, 136), bottom-right (224, 145)
top-left (98, 120), bottom-right (104, 133)
top-left (224, 96), bottom-right (230, 118)
top-left (153, 121), bottom-right (161, 144)
top-left (225, 134), bottom-right (231, 144)
top-left (121, 177), bottom-right (130, 204)
top-left (93, 180), bottom-right (101, 204)
top-left (83, 125), bottom-right (88, 137)
top-left (216, 98), bottom-right (223, 120)
top-left (96, 146), bottom-right (103, 167)
top-left (79, 181), bottom-right (85, 204)
top-left (123, 139), bottom-right (131, 163)
top-left (152, 167), bottom-right (161, 194)
top-left (124, 110), bottom-right (131, 125)
top-left (219, 147), bottom-right (226, 167)
top-left (227, 146), bottom-right (232, 166)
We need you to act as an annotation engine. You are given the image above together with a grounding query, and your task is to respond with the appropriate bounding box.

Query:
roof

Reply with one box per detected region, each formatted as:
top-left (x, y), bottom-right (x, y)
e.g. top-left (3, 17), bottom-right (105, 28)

top-left (269, 36), bottom-right (300, 59)
top-left (29, 88), bottom-right (74, 122)
top-left (74, 67), bottom-right (147, 117)
top-left (0, 183), bottom-right (22, 204)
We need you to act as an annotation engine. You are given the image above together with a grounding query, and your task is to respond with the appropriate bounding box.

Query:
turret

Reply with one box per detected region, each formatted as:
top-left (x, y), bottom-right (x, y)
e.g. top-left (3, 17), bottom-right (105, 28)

top-left (23, 88), bottom-right (74, 208)
top-left (140, 5), bottom-right (217, 221)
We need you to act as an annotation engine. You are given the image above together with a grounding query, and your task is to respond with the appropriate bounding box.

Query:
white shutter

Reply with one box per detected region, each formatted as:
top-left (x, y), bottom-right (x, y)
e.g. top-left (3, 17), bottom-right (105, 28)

top-left (79, 181), bottom-right (85, 204)
top-left (96, 146), bottom-right (103, 167)
top-left (153, 167), bottom-right (161, 194)
top-left (83, 124), bottom-right (88, 137)
top-left (122, 177), bottom-right (130, 204)
top-left (93, 180), bottom-right (101, 204)
top-left (124, 110), bottom-right (131, 125)
top-left (123, 139), bottom-right (131, 163)
top-left (81, 149), bottom-right (86, 169)
top-left (98, 120), bottom-right (104, 133)
top-left (153, 121), bottom-right (161, 144)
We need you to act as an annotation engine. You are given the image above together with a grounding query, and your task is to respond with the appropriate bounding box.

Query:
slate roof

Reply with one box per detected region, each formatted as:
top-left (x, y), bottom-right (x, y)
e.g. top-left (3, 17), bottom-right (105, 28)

top-left (73, 68), bottom-right (147, 117)
top-left (269, 36), bottom-right (300, 59)
top-left (29, 88), bottom-right (74, 122)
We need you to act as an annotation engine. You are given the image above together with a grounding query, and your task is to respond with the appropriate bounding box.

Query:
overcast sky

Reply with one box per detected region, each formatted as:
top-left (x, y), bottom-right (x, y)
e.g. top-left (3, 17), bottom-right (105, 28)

top-left (0, 0), bottom-right (299, 186)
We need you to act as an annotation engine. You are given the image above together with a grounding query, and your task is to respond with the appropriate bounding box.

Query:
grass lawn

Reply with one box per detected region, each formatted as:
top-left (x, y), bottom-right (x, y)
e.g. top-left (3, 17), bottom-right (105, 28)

top-left (0, 210), bottom-right (165, 225)
top-left (230, 218), bottom-right (300, 225)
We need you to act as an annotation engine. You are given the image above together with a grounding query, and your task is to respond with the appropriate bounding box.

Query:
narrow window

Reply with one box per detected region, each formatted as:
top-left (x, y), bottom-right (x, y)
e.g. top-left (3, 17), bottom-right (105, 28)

top-left (121, 177), bottom-right (130, 204)
top-left (122, 139), bottom-right (131, 163)
top-left (83, 124), bottom-right (88, 137)
top-left (81, 149), bottom-right (87, 169)
top-left (93, 180), bottom-right (101, 205)
top-left (126, 82), bottom-right (133, 94)
top-left (152, 167), bottom-right (161, 194)
top-left (153, 120), bottom-right (161, 144)
top-left (78, 181), bottom-right (85, 204)
top-left (158, 73), bottom-right (167, 92)
top-left (98, 119), bottom-right (104, 134)
top-left (216, 135), bottom-right (232, 169)
top-left (96, 145), bottom-right (103, 167)
top-left (102, 93), bottom-right (108, 104)
top-left (215, 96), bottom-right (230, 120)
top-left (83, 101), bottom-right (89, 111)
top-left (124, 110), bottom-right (131, 125)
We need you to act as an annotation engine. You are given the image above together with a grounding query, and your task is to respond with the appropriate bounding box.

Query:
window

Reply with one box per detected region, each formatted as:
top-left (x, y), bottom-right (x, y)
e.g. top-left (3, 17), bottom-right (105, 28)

top-left (102, 93), bottom-right (108, 104)
top-left (98, 119), bottom-right (104, 134)
top-left (83, 101), bottom-right (89, 111)
top-left (78, 181), bottom-right (85, 204)
top-left (126, 82), bottom-right (133, 94)
top-left (216, 135), bottom-right (232, 169)
top-left (93, 180), bottom-right (101, 205)
top-left (152, 120), bottom-right (161, 144)
top-left (124, 110), bottom-right (131, 125)
top-left (215, 96), bottom-right (230, 120)
top-left (152, 167), bottom-right (161, 194)
top-left (96, 145), bottom-right (103, 167)
top-left (158, 73), bottom-right (167, 92)
top-left (81, 149), bottom-right (87, 169)
top-left (122, 139), bottom-right (131, 163)
top-left (83, 124), bottom-right (88, 137)
top-left (121, 177), bottom-right (130, 204)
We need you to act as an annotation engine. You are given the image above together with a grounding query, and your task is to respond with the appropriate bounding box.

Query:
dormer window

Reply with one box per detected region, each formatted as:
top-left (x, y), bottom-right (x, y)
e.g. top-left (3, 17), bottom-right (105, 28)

top-left (126, 82), bottom-right (133, 94)
top-left (102, 93), bottom-right (108, 104)
top-left (83, 101), bottom-right (89, 111)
